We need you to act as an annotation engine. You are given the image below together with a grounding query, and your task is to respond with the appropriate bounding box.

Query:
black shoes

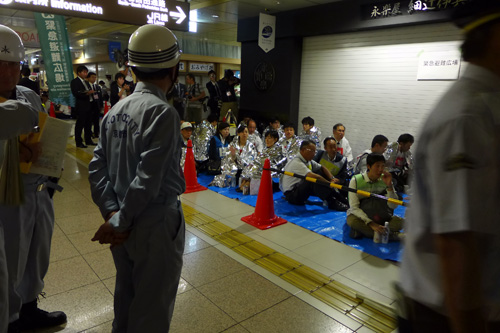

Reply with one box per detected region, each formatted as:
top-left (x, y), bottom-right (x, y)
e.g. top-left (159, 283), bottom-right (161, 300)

top-left (349, 227), bottom-right (362, 239)
top-left (328, 200), bottom-right (348, 211)
top-left (76, 143), bottom-right (87, 148)
top-left (17, 299), bottom-right (67, 330)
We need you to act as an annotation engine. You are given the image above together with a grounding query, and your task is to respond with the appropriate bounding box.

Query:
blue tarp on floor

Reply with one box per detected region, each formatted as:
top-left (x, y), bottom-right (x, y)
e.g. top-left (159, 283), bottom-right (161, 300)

top-left (197, 174), bottom-right (405, 262)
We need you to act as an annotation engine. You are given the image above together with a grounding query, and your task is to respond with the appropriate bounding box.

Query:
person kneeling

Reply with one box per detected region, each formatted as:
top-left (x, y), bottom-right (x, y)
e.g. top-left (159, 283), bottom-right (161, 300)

top-left (280, 140), bottom-right (348, 211)
top-left (347, 153), bottom-right (404, 241)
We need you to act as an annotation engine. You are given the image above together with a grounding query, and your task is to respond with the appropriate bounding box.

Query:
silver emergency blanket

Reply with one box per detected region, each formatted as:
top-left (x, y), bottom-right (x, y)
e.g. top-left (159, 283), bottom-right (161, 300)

top-left (210, 139), bottom-right (257, 187)
top-left (242, 141), bottom-right (286, 180)
top-left (299, 125), bottom-right (321, 147)
top-left (192, 120), bottom-right (216, 162)
top-left (180, 146), bottom-right (187, 171)
top-left (262, 125), bottom-right (285, 140)
top-left (383, 141), bottom-right (413, 173)
top-left (247, 133), bottom-right (263, 153)
top-left (280, 135), bottom-right (303, 163)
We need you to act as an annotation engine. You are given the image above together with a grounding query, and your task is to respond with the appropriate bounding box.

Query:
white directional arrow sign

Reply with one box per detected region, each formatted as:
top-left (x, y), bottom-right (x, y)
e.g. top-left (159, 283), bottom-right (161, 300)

top-left (170, 6), bottom-right (187, 24)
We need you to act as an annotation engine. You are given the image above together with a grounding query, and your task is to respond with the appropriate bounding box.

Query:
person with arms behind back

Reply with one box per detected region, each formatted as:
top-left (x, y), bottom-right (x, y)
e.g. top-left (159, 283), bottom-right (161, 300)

top-left (88, 24), bottom-right (186, 332)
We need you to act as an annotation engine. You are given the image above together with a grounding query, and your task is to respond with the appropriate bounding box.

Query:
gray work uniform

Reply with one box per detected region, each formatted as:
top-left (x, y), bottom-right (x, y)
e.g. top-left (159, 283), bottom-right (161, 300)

top-left (0, 98), bottom-right (38, 332)
top-left (89, 81), bottom-right (186, 332)
top-left (400, 65), bottom-right (500, 321)
top-left (0, 86), bottom-right (52, 324)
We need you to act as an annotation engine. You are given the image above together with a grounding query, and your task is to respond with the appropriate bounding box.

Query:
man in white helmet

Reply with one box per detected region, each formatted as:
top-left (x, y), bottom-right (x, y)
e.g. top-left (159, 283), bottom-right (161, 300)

top-left (89, 24), bottom-right (185, 332)
top-left (0, 25), bottom-right (67, 332)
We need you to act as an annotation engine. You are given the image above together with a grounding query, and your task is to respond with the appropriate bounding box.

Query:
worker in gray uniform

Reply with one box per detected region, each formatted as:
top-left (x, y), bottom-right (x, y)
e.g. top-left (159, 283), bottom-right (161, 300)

top-left (0, 98), bottom-right (39, 333)
top-left (0, 25), bottom-right (66, 333)
top-left (89, 24), bottom-right (186, 332)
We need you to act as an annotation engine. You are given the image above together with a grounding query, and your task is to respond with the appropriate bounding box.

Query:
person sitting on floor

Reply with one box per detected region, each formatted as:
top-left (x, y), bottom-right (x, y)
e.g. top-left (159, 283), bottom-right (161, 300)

top-left (347, 153), bottom-right (404, 241)
top-left (262, 117), bottom-right (285, 140)
top-left (300, 116), bottom-right (321, 148)
top-left (280, 140), bottom-right (348, 211)
top-left (180, 122), bottom-right (193, 170)
top-left (383, 133), bottom-right (414, 193)
top-left (332, 123), bottom-right (354, 171)
top-left (192, 113), bottom-right (218, 172)
top-left (313, 137), bottom-right (348, 186)
top-left (247, 119), bottom-right (264, 153)
top-left (207, 122), bottom-right (231, 175)
top-left (242, 129), bottom-right (286, 193)
top-left (280, 122), bottom-right (302, 163)
top-left (211, 125), bottom-right (257, 188)
top-left (354, 134), bottom-right (388, 175)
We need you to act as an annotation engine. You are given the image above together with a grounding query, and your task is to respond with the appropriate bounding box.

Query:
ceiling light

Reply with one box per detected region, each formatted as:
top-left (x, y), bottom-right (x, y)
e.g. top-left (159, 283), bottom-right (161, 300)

top-left (212, 14), bottom-right (219, 18)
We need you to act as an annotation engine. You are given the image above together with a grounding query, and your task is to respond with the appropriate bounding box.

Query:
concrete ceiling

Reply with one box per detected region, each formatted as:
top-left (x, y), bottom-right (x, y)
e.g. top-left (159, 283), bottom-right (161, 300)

top-left (0, 0), bottom-right (343, 56)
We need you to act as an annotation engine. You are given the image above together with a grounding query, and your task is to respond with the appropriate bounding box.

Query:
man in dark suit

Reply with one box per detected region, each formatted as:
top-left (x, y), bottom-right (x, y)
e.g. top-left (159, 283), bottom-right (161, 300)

top-left (87, 72), bottom-right (103, 139)
top-left (18, 67), bottom-right (40, 95)
top-left (206, 70), bottom-right (221, 118)
top-left (70, 65), bottom-right (96, 148)
top-left (172, 78), bottom-right (186, 119)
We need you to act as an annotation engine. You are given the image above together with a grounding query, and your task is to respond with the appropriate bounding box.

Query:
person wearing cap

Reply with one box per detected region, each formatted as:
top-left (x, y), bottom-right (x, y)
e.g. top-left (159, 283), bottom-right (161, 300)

top-left (180, 122), bottom-right (193, 170)
top-left (399, 2), bottom-right (500, 331)
top-left (0, 24), bottom-right (67, 332)
top-left (88, 24), bottom-right (186, 332)
top-left (180, 121), bottom-right (193, 146)
top-left (0, 64), bottom-right (39, 333)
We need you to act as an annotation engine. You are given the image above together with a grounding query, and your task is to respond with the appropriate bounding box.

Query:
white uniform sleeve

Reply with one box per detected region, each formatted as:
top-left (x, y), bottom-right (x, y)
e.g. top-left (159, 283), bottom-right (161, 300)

top-left (344, 138), bottom-right (353, 163)
top-left (0, 100), bottom-right (38, 139)
top-left (427, 113), bottom-right (497, 234)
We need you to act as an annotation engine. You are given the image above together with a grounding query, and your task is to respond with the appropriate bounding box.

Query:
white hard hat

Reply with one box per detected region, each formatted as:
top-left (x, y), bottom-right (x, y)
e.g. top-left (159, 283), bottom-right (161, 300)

top-left (127, 24), bottom-right (181, 71)
top-left (0, 25), bottom-right (24, 63)
top-left (180, 122), bottom-right (193, 130)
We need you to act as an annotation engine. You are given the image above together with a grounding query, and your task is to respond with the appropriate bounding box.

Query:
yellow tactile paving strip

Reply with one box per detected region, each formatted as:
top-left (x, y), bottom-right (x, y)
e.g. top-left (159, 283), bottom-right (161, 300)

top-left (66, 144), bottom-right (398, 333)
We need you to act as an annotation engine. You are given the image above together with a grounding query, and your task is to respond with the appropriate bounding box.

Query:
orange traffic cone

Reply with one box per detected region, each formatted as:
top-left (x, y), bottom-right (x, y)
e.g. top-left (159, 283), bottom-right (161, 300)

top-left (184, 139), bottom-right (207, 194)
top-left (49, 102), bottom-right (56, 118)
top-left (241, 159), bottom-right (287, 230)
top-left (103, 101), bottom-right (109, 116)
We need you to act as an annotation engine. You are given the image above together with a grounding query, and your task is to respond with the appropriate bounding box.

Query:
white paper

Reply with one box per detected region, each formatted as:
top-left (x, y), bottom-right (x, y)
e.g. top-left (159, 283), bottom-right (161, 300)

top-left (30, 117), bottom-right (73, 178)
top-left (417, 51), bottom-right (461, 80)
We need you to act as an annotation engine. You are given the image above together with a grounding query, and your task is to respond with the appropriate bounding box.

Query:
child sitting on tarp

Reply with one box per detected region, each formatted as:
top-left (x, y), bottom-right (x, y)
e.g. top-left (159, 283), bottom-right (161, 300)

top-left (347, 153), bottom-right (405, 241)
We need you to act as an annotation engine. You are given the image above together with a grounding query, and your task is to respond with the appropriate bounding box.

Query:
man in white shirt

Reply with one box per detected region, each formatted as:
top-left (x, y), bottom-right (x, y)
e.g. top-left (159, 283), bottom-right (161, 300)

top-left (332, 123), bottom-right (353, 165)
top-left (247, 119), bottom-right (263, 153)
top-left (280, 140), bottom-right (347, 211)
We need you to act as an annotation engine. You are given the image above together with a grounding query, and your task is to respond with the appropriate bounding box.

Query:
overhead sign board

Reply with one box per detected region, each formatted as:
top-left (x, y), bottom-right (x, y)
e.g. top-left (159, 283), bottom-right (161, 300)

top-left (0, 0), bottom-right (190, 31)
top-left (363, 0), bottom-right (472, 20)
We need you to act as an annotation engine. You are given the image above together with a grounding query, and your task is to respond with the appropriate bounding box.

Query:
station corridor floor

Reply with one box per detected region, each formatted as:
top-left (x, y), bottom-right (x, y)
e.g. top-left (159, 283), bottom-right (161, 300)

top-left (32, 143), bottom-right (400, 332)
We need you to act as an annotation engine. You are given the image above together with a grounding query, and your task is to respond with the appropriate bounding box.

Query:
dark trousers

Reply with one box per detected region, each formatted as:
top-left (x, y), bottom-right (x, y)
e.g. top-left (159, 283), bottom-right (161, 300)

top-left (397, 294), bottom-right (500, 333)
top-left (285, 178), bottom-right (338, 205)
top-left (208, 99), bottom-right (220, 118)
top-left (74, 108), bottom-right (93, 145)
top-left (90, 102), bottom-right (100, 137)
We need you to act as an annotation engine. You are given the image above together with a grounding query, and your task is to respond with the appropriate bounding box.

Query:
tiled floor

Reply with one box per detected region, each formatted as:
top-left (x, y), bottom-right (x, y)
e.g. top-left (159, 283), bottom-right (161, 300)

top-left (33, 145), bottom-right (400, 332)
